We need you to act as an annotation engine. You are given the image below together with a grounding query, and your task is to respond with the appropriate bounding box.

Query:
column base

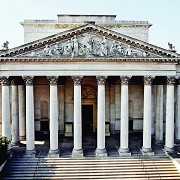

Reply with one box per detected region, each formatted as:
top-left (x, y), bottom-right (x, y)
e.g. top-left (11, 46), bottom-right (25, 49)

top-left (141, 147), bottom-right (154, 156)
top-left (11, 141), bottom-right (20, 147)
top-left (24, 149), bottom-right (36, 157)
top-left (119, 148), bottom-right (131, 157)
top-left (72, 149), bottom-right (83, 157)
top-left (19, 136), bottom-right (26, 141)
top-left (155, 140), bottom-right (164, 146)
top-left (48, 149), bottom-right (60, 158)
top-left (164, 146), bottom-right (175, 153)
top-left (96, 149), bottom-right (107, 157)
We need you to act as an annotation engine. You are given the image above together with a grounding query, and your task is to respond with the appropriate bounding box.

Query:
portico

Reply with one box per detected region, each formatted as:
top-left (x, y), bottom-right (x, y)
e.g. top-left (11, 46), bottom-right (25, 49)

top-left (0, 20), bottom-right (180, 157)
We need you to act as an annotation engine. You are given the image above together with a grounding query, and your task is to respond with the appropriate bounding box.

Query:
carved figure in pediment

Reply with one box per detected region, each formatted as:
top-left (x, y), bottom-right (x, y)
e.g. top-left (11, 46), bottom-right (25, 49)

top-left (43, 44), bottom-right (53, 56)
top-left (100, 36), bottom-right (108, 56)
top-left (52, 43), bottom-right (64, 56)
top-left (82, 33), bottom-right (93, 54)
top-left (125, 45), bottom-right (132, 56)
top-left (110, 41), bottom-right (117, 56)
top-left (64, 40), bottom-right (73, 56)
top-left (71, 35), bottom-right (79, 57)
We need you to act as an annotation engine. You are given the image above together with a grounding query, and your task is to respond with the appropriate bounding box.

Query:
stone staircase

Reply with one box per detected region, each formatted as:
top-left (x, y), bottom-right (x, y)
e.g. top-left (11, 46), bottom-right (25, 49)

top-left (1, 157), bottom-right (180, 179)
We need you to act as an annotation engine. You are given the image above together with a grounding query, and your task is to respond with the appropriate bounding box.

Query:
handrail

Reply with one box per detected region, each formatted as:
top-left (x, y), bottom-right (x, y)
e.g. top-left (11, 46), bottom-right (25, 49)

top-left (136, 145), bottom-right (149, 179)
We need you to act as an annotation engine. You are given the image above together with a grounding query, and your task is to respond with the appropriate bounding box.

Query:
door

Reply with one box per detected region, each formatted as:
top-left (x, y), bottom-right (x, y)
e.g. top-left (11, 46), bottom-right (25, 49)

top-left (82, 105), bottom-right (93, 135)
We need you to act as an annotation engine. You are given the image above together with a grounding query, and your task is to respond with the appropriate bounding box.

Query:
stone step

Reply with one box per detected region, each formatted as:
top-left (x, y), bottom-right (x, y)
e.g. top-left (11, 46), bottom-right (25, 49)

top-left (1, 157), bottom-right (180, 180)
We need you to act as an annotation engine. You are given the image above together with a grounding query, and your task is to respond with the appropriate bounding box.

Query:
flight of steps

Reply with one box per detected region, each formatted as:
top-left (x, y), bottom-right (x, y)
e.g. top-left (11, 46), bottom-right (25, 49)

top-left (1, 157), bottom-right (180, 179)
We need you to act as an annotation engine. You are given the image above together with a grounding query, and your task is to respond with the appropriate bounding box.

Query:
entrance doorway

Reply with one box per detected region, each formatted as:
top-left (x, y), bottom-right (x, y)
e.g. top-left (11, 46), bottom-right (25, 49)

top-left (82, 105), bottom-right (93, 135)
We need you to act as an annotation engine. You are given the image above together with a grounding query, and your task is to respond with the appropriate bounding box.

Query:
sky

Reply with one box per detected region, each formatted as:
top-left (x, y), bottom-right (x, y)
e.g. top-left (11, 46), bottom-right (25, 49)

top-left (0, 0), bottom-right (180, 53)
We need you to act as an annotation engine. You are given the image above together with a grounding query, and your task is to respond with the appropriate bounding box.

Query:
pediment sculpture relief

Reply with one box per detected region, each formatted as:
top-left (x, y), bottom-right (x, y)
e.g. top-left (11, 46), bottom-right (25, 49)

top-left (19, 33), bottom-right (158, 58)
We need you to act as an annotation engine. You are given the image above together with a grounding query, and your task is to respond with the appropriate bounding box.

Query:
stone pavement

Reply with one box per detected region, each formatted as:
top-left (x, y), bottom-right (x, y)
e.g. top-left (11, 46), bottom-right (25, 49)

top-left (11, 132), bottom-right (180, 159)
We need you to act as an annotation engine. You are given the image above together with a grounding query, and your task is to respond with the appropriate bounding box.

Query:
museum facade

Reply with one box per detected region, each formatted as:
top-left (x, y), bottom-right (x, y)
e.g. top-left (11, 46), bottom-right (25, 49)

top-left (0, 15), bottom-right (180, 157)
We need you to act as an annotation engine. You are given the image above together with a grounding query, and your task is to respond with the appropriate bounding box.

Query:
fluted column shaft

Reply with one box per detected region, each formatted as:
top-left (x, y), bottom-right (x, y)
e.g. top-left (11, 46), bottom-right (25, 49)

top-left (142, 76), bottom-right (154, 154)
top-left (96, 76), bottom-right (107, 157)
top-left (18, 85), bottom-right (26, 140)
top-left (1, 76), bottom-right (11, 150)
top-left (23, 76), bottom-right (35, 156)
top-left (165, 76), bottom-right (175, 152)
top-left (48, 76), bottom-right (59, 157)
top-left (155, 85), bottom-right (164, 144)
top-left (72, 76), bottom-right (83, 157)
top-left (119, 76), bottom-right (131, 156)
top-left (175, 78), bottom-right (180, 142)
top-left (11, 80), bottom-right (20, 146)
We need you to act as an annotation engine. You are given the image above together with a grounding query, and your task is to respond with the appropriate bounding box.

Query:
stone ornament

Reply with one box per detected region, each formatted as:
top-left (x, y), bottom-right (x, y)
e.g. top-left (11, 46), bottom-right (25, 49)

top-left (167, 76), bottom-right (176, 85)
top-left (120, 76), bottom-right (132, 85)
top-left (72, 76), bottom-right (83, 85)
top-left (47, 76), bottom-right (59, 85)
top-left (23, 76), bottom-right (34, 85)
top-left (0, 76), bottom-right (9, 86)
top-left (96, 76), bottom-right (107, 85)
top-left (144, 76), bottom-right (155, 85)
top-left (17, 33), bottom-right (157, 59)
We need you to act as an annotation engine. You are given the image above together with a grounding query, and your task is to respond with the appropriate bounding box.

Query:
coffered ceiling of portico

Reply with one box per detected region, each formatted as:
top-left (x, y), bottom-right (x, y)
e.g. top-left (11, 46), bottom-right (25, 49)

top-left (0, 24), bottom-right (180, 60)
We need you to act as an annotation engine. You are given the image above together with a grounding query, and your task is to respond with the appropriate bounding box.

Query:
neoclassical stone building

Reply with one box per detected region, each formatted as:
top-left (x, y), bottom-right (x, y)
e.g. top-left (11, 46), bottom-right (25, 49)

top-left (0, 15), bottom-right (180, 157)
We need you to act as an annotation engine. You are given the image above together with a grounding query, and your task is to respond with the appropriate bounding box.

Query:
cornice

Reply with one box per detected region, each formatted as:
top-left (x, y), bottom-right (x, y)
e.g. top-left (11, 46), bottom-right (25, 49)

top-left (0, 57), bottom-right (178, 63)
top-left (0, 24), bottom-right (179, 58)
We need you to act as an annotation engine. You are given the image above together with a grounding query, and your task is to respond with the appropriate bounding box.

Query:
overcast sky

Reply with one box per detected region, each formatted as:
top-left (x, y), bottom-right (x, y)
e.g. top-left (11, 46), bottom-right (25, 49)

top-left (0, 0), bottom-right (180, 53)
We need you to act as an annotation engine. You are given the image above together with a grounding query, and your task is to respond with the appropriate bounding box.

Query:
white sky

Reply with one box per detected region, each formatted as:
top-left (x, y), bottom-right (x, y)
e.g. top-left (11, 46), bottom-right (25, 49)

top-left (0, 0), bottom-right (180, 53)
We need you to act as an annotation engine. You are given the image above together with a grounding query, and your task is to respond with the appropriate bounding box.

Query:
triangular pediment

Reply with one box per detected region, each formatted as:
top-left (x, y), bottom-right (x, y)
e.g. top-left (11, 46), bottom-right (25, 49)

top-left (0, 24), bottom-right (179, 58)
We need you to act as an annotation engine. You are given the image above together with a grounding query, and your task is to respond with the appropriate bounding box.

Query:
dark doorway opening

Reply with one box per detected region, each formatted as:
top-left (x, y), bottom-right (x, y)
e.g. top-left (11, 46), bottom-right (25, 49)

top-left (82, 105), bottom-right (93, 136)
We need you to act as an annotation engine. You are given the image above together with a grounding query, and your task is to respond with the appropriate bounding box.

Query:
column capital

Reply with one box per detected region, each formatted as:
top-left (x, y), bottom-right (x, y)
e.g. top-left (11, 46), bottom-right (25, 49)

top-left (11, 79), bottom-right (18, 86)
top-left (144, 76), bottom-right (155, 85)
top-left (23, 76), bottom-right (34, 86)
top-left (96, 76), bottom-right (107, 85)
top-left (72, 76), bottom-right (83, 85)
top-left (47, 76), bottom-right (58, 85)
top-left (0, 76), bottom-right (9, 86)
top-left (120, 76), bottom-right (132, 85)
top-left (167, 76), bottom-right (176, 85)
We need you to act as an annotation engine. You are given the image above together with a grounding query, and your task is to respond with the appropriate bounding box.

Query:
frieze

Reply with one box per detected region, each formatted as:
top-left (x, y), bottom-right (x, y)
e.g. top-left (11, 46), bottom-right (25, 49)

top-left (0, 57), bottom-right (178, 63)
top-left (47, 76), bottom-right (58, 85)
top-left (144, 76), bottom-right (155, 85)
top-left (167, 76), bottom-right (176, 85)
top-left (72, 76), bottom-right (83, 85)
top-left (120, 76), bottom-right (132, 85)
top-left (23, 76), bottom-right (34, 85)
top-left (96, 76), bottom-right (107, 85)
top-left (0, 76), bottom-right (9, 86)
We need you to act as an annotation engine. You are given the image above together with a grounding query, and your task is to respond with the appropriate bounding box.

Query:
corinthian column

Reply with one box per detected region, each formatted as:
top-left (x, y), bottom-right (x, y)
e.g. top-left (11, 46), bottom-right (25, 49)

top-left (0, 76), bottom-right (11, 150)
top-left (23, 76), bottom-right (36, 157)
top-left (96, 76), bottom-right (107, 157)
top-left (155, 85), bottom-right (164, 145)
top-left (47, 76), bottom-right (59, 157)
top-left (119, 76), bottom-right (131, 156)
top-left (11, 79), bottom-right (20, 146)
top-left (18, 84), bottom-right (26, 140)
top-left (165, 76), bottom-right (176, 152)
top-left (175, 77), bottom-right (180, 143)
top-left (142, 76), bottom-right (154, 155)
top-left (72, 76), bottom-right (83, 157)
